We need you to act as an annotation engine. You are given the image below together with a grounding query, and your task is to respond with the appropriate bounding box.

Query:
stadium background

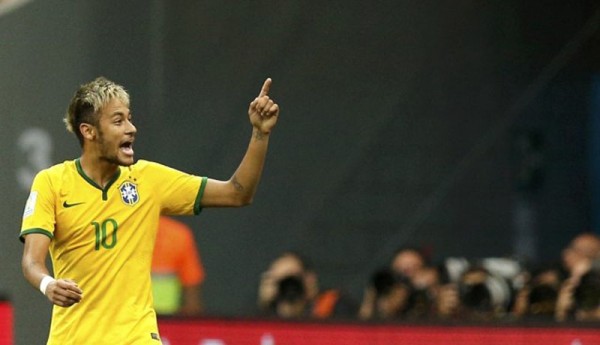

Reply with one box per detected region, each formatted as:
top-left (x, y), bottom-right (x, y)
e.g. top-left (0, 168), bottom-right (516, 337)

top-left (1, 1), bottom-right (599, 344)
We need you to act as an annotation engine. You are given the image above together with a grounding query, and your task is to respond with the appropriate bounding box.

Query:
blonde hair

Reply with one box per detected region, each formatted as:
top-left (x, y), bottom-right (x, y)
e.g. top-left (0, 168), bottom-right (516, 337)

top-left (64, 77), bottom-right (130, 145)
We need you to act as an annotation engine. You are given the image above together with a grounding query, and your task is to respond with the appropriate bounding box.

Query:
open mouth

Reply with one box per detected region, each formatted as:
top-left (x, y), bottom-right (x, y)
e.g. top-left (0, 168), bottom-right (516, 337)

top-left (120, 140), bottom-right (134, 156)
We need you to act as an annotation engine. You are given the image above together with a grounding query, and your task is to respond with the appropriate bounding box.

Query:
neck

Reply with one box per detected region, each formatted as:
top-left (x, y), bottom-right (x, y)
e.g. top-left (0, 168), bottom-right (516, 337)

top-left (79, 153), bottom-right (120, 188)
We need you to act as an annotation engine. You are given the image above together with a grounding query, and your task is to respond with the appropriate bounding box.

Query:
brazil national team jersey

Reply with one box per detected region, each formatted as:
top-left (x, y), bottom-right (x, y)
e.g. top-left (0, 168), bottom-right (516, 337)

top-left (20, 159), bottom-right (206, 345)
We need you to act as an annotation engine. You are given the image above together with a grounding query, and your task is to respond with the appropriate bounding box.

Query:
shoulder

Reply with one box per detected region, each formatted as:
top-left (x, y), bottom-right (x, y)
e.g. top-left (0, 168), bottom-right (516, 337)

top-left (128, 160), bottom-right (196, 178)
top-left (33, 160), bottom-right (77, 185)
top-left (127, 160), bottom-right (174, 173)
top-left (128, 159), bottom-right (154, 170)
top-left (122, 160), bottom-right (163, 178)
top-left (43, 160), bottom-right (76, 175)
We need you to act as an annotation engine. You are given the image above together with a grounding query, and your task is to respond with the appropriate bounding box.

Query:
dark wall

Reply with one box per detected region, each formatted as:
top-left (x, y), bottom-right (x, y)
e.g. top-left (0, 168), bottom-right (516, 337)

top-left (1, 1), bottom-right (597, 344)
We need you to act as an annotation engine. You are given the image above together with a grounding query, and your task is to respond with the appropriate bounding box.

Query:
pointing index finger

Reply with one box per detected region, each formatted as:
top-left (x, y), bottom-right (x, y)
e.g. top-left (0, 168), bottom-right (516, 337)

top-left (258, 78), bottom-right (272, 97)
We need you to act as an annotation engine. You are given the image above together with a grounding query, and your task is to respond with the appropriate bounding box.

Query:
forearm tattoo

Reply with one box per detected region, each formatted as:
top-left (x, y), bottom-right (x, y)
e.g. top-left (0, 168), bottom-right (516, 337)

top-left (232, 175), bottom-right (244, 192)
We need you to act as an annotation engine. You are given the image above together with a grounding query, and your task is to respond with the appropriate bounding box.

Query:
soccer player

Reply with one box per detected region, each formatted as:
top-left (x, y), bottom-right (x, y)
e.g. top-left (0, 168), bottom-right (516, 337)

top-left (19, 76), bottom-right (279, 344)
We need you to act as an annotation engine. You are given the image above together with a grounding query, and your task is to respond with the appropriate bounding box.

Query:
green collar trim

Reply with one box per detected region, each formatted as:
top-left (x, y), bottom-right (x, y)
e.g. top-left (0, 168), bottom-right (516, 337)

top-left (75, 158), bottom-right (121, 200)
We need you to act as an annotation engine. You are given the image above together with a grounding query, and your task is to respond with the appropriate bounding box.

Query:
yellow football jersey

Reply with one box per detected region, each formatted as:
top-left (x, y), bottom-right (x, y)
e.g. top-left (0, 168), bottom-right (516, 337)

top-left (21, 159), bottom-right (206, 345)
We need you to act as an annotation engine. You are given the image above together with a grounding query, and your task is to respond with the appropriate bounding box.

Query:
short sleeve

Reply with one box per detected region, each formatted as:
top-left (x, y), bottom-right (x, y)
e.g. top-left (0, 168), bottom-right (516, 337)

top-left (147, 162), bottom-right (206, 216)
top-left (20, 169), bottom-right (56, 242)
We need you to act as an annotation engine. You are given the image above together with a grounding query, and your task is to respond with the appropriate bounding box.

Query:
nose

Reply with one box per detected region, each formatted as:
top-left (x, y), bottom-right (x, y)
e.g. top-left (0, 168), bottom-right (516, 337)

top-left (126, 120), bottom-right (137, 134)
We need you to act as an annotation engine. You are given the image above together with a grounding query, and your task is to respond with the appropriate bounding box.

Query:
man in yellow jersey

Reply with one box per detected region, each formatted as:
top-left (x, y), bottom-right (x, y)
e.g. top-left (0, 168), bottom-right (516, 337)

top-left (19, 76), bottom-right (279, 344)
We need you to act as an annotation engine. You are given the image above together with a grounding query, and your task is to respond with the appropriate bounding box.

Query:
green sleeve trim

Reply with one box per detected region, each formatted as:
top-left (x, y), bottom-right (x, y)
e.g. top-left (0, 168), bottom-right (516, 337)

top-left (194, 176), bottom-right (208, 215)
top-left (19, 228), bottom-right (53, 243)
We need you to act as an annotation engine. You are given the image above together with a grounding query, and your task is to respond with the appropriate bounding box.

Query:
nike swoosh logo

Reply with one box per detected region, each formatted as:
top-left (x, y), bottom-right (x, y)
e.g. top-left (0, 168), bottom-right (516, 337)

top-left (63, 201), bottom-right (85, 208)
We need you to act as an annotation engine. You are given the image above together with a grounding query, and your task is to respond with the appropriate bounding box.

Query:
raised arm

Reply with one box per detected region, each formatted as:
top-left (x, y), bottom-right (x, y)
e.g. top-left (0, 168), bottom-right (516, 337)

top-left (200, 78), bottom-right (280, 207)
top-left (22, 234), bottom-right (83, 307)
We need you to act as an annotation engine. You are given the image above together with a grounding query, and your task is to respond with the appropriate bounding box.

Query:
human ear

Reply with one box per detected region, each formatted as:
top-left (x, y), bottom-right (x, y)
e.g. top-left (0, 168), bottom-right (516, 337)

top-left (80, 123), bottom-right (96, 141)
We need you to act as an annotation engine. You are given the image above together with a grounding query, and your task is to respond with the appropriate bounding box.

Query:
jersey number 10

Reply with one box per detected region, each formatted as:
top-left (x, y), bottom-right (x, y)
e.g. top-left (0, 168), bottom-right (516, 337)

top-left (92, 219), bottom-right (118, 250)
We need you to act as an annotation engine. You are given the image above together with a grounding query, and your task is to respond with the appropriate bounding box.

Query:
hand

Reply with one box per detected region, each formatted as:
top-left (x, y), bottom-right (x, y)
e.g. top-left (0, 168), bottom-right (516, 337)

top-left (555, 278), bottom-right (576, 321)
top-left (436, 283), bottom-right (459, 317)
top-left (572, 259), bottom-right (591, 280)
top-left (511, 286), bottom-right (530, 317)
top-left (45, 278), bottom-right (83, 307)
top-left (358, 286), bottom-right (376, 320)
top-left (258, 271), bottom-right (277, 310)
top-left (248, 78), bottom-right (280, 135)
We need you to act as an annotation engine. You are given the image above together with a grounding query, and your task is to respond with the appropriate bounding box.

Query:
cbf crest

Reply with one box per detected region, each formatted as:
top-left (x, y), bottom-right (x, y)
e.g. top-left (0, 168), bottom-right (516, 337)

top-left (119, 181), bottom-right (139, 206)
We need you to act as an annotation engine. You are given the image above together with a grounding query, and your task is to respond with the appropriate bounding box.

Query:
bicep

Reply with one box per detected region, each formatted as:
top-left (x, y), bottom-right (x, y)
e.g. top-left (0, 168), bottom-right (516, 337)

top-left (200, 178), bottom-right (242, 207)
top-left (22, 233), bottom-right (51, 269)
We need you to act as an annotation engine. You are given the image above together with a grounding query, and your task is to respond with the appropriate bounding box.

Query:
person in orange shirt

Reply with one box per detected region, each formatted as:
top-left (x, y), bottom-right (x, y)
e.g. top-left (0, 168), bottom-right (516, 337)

top-left (152, 216), bottom-right (205, 316)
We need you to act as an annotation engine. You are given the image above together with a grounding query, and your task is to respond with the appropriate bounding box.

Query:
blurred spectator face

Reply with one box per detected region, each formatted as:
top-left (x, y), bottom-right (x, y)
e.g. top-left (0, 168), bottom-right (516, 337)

top-left (391, 249), bottom-right (425, 279)
top-left (259, 252), bottom-right (307, 312)
top-left (562, 234), bottom-right (600, 275)
top-left (262, 252), bottom-right (318, 306)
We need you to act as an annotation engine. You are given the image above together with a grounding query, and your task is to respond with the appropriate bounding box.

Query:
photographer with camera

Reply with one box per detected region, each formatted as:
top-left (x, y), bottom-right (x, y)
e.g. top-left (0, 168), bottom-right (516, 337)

top-left (358, 268), bottom-right (416, 320)
top-left (258, 251), bottom-right (356, 320)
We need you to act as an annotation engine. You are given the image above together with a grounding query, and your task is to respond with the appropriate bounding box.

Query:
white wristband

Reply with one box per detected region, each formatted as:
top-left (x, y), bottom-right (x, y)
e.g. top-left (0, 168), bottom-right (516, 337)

top-left (39, 275), bottom-right (55, 295)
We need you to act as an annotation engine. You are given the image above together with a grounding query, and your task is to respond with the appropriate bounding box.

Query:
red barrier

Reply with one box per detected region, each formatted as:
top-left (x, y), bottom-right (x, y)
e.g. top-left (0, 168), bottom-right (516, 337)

top-left (158, 318), bottom-right (600, 345)
top-left (0, 301), bottom-right (13, 345)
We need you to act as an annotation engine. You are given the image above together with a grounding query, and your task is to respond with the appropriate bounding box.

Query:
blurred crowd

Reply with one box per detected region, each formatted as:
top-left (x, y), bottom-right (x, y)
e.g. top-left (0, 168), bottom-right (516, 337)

top-left (255, 232), bottom-right (600, 323)
top-left (151, 219), bottom-right (600, 324)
